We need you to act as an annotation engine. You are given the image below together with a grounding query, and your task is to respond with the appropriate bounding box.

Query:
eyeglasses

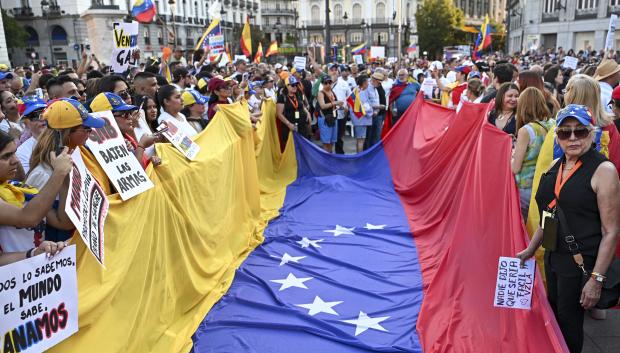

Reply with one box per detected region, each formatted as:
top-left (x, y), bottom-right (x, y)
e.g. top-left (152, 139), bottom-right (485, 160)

top-left (556, 126), bottom-right (591, 140)
top-left (117, 90), bottom-right (130, 99)
top-left (113, 111), bottom-right (132, 119)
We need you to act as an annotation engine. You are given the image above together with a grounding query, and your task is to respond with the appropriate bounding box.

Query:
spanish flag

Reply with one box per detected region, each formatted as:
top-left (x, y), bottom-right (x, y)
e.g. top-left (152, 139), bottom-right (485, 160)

top-left (160, 47), bottom-right (172, 83)
top-left (265, 41), bottom-right (278, 57)
top-left (240, 16), bottom-right (252, 57)
top-left (254, 42), bottom-right (263, 64)
top-left (225, 42), bottom-right (232, 63)
top-left (346, 88), bottom-right (366, 118)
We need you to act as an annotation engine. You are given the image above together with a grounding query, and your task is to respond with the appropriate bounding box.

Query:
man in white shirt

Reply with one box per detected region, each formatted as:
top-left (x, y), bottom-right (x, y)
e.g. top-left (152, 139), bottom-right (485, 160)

top-left (15, 97), bottom-right (47, 173)
top-left (332, 68), bottom-right (353, 154)
top-left (593, 59), bottom-right (620, 113)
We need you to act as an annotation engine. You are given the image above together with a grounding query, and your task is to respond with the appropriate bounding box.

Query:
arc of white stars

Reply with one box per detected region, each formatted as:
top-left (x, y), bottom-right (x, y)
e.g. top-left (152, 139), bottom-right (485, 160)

top-left (295, 296), bottom-right (343, 316)
top-left (324, 225), bottom-right (355, 237)
top-left (297, 237), bottom-right (323, 248)
top-left (341, 311), bottom-right (390, 336)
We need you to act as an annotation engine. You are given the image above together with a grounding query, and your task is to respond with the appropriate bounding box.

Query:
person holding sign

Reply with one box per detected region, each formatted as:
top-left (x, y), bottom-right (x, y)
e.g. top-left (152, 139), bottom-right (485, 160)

top-left (181, 90), bottom-right (209, 133)
top-left (0, 239), bottom-right (68, 266)
top-left (91, 92), bottom-right (162, 168)
top-left (517, 105), bottom-right (620, 353)
top-left (0, 130), bottom-right (73, 253)
top-left (157, 85), bottom-right (198, 138)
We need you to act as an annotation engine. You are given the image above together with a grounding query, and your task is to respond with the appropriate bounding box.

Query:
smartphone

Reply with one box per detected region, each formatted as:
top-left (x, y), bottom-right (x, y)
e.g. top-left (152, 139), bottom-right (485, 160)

top-left (155, 127), bottom-right (169, 135)
top-left (53, 130), bottom-right (64, 155)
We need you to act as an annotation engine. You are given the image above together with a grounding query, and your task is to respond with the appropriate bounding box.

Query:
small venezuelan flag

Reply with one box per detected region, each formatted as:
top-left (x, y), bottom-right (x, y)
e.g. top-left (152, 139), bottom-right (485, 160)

top-left (351, 42), bottom-right (367, 55)
top-left (131, 0), bottom-right (156, 23)
top-left (347, 88), bottom-right (366, 118)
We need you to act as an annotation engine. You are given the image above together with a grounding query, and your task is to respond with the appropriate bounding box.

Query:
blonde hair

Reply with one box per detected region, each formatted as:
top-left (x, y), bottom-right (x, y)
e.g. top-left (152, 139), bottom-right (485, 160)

top-left (27, 128), bottom-right (72, 178)
top-left (563, 74), bottom-right (613, 127)
top-left (466, 78), bottom-right (485, 98)
top-left (516, 87), bottom-right (550, 130)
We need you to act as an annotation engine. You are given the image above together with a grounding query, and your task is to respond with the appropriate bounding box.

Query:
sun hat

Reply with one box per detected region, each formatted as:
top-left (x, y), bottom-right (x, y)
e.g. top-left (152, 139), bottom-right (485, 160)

top-left (593, 59), bottom-right (620, 81)
top-left (371, 72), bottom-right (385, 81)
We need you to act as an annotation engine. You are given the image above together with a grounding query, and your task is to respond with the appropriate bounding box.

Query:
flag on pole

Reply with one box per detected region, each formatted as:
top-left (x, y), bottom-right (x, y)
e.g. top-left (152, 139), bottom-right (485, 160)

top-left (131, 0), bottom-right (156, 23)
top-left (254, 42), bottom-right (263, 64)
top-left (265, 41), bottom-right (279, 57)
top-left (160, 47), bottom-right (172, 83)
top-left (473, 15), bottom-right (492, 59)
top-left (351, 42), bottom-right (367, 55)
top-left (240, 16), bottom-right (252, 57)
top-left (346, 88), bottom-right (366, 118)
top-left (407, 43), bottom-right (417, 53)
top-left (225, 43), bottom-right (233, 63)
top-left (195, 18), bottom-right (222, 51)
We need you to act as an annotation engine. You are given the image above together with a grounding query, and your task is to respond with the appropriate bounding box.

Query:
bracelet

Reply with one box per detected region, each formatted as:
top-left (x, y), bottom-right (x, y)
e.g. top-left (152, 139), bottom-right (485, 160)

top-left (137, 145), bottom-right (145, 150)
top-left (26, 248), bottom-right (36, 258)
top-left (591, 272), bottom-right (607, 283)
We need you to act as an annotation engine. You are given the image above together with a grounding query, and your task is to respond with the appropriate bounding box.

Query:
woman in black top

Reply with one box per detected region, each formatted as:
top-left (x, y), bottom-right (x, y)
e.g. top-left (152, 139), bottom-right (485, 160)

top-left (517, 104), bottom-right (620, 353)
top-left (487, 82), bottom-right (519, 137)
top-left (276, 76), bottom-right (310, 146)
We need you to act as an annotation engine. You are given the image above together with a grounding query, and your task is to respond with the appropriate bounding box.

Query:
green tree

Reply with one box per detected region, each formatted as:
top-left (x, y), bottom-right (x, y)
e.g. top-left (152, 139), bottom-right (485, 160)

top-left (1, 10), bottom-right (28, 48)
top-left (488, 18), bottom-right (506, 53)
top-left (415, 0), bottom-right (464, 59)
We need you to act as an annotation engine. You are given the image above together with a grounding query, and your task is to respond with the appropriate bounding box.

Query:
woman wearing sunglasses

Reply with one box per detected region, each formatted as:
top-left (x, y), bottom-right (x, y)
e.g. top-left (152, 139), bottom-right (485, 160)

top-left (517, 105), bottom-right (620, 353)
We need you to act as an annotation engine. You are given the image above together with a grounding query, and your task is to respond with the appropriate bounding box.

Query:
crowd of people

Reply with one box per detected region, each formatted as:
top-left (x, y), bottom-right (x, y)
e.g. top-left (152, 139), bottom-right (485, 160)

top-left (0, 44), bottom-right (620, 353)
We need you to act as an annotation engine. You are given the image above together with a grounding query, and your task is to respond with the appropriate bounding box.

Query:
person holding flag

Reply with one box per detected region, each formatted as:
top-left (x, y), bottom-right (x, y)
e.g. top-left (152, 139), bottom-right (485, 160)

top-left (131, 0), bottom-right (156, 23)
top-left (473, 15), bottom-right (492, 60)
top-left (347, 75), bottom-right (373, 153)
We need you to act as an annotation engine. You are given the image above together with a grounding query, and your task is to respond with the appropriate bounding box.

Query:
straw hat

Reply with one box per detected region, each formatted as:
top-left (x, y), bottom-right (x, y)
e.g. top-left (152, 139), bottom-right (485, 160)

top-left (371, 72), bottom-right (385, 81)
top-left (593, 59), bottom-right (620, 81)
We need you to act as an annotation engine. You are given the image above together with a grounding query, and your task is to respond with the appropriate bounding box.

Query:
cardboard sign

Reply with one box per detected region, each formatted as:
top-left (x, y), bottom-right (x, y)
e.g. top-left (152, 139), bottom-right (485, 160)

top-left (157, 120), bottom-right (200, 161)
top-left (293, 56), bottom-right (307, 71)
top-left (606, 14), bottom-right (618, 50)
top-left (353, 55), bottom-right (364, 65)
top-left (86, 111), bottom-right (154, 201)
top-left (65, 149), bottom-right (109, 266)
top-left (0, 245), bottom-right (78, 352)
top-left (370, 46), bottom-right (385, 59)
top-left (562, 56), bottom-right (578, 70)
top-left (111, 21), bottom-right (139, 73)
top-left (208, 34), bottom-right (225, 58)
top-left (421, 78), bottom-right (436, 99)
top-left (493, 257), bottom-right (535, 310)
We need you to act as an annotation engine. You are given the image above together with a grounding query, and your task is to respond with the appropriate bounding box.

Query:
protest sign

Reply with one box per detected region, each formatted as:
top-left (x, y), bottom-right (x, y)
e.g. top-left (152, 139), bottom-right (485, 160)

top-left (493, 257), bottom-right (535, 310)
top-left (387, 57), bottom-right (398, 64)
top-left (370, 46), bottom-right (385, 59)
top-left (0, 245), bottom-right (78, 352)
top-left (293, 56), bottom-right (307, 71)
top-left (562, 56), bottom-right (578, 70)
top-left (353, 55), bottom-right (364, 65)
top-left (86, 111), bottom-right (154, 201)
top-left (208, 34), bottom-right (225, 59)
top-left (234, 55), bottom-right (248, 63)
top-left (111, 21), bottom-right (139, 73)
top-left (158, 120), bottom-right (201, 161)
top-left (65, 149), bottom-right (109, 266)
top-left (421, 78), bottom-right (436, 99)
top-left (606, 14), bottom-right (618, 50)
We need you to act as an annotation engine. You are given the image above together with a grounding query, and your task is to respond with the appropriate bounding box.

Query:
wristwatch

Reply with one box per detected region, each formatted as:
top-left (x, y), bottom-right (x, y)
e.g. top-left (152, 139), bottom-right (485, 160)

top-left (591, 272), bottom-right (606, 283)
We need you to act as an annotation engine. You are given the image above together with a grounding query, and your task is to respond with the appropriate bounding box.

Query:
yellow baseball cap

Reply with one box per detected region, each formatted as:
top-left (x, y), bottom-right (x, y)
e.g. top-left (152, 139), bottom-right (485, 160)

top-left (42, 98), bottom-right (105, 129)
top-left (90, 92), bottom-right (137, 113)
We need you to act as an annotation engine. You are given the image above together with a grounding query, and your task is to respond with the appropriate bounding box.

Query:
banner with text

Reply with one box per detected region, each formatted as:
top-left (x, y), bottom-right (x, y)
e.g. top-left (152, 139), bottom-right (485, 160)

top-left (86, 111), bottom-right (154, 200)
top-left (0, 246), bottom-right (78, 353)
top-left (494, 257), bottom-right (535, 310)
top-left (111, 21), bottom-right (139, 73)
top-left (65, 150), bottom-right (109, 266)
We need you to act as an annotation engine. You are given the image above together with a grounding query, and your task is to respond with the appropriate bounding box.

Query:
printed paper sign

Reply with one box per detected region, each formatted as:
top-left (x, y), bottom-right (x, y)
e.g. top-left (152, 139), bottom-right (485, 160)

top-left (234, 55), bottom-right (248, 63)
top-left (65, 149), bottom-right (108, 266)
top-left (370, 46), bottom-right (385, 59)
top-left (494, 257), bottom-right (535, 310)
top-left (421, 78), bottom-right (436, 99)
top-left (111, 21), bottom-right (139, 73)
top-left (353, 55), bottom-right (364, 65)
top-left (606, 15), bottom-right (618, 50)
top-left (208, 34), bottom-right (225, 59)
top-left (0, 245), bottom-right (78, 352)
top-left (158, 120), bottom-right (200, 161)
top-left (387, 57), bottom-right (398, 64)
top-left (293, 56), bottom-right (307, 71)
top-left (86, 111), bottom-right (154, 201)
top-left (562, 56), bottom-right (578, 70)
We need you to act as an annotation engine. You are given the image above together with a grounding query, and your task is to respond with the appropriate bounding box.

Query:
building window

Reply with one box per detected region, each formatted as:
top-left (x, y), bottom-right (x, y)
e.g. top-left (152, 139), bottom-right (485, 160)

top-left (332, 34), bottom-right (345, 44)
top-left (334, 4), bottom-right (343, 18)
top-left (352, 3), bottom-right (362, 20)
top-left (543, 0), bottom-right (556, 12)
top-left (612, 0), bottom-right (620, 6)
top-left (143, 28), bottom-right (151, 45)
top-left (376, 2), bottom-right (385, 18)
top-left (311, 5), bottom-right (320, 21)
top-left (25, 26), bottom-right (39, 46)
top-left (50, 25), bottom-right (68, 45)
top-left (577, 0), bottom-right (597, 9)
top-left (310, 34), bottom-right (323, 43)
top-left (373, 32), bottom-right (388, 45)
top-left (350, 32), bottom-right (363, 43)
top-left (158, 29), bottom-right (163, 45)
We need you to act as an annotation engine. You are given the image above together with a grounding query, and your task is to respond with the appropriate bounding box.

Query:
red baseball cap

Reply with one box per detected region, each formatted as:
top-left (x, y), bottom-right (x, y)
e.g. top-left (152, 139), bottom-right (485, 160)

top-left (612, 85), bottom-right (620, 100)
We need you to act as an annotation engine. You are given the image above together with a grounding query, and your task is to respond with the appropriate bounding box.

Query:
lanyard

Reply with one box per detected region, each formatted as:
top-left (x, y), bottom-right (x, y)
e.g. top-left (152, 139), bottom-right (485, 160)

top-left (287, 94), bottom-right (298, 110)
top-left (547, 160), bottom-right (583, 209)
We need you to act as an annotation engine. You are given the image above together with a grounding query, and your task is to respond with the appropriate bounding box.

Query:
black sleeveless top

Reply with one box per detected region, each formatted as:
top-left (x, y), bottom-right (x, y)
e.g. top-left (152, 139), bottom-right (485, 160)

top-left (535, 147), bottom-right (607, 256)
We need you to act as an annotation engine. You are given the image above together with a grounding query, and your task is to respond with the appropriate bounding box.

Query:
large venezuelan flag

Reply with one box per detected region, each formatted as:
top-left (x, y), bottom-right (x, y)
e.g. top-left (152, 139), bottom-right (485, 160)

top-left (44, 98), bottom-right (568, 352)
top-left (131, 0), bottom-right (156, 23)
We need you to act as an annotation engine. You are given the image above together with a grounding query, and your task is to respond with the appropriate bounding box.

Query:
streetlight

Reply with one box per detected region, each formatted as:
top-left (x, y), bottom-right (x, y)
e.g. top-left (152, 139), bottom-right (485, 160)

top-left (40, 0), bottom-right (54, 66)
top-left (342, 12), bottom-right (349, 62)
top-left (168, 0), bottom-right (177, 47)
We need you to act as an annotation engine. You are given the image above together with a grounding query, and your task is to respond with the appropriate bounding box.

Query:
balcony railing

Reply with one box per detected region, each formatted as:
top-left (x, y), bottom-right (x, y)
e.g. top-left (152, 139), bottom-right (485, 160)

top-left (541, 11), bottom-right (559, 22)
top-left (574, 7), bottom-right (598, 19)
top-left (10, 6), bottom-right (34, 18)
top-left (303, 18), bottom-right (394, 27)
top-left (52, 39), bottom-right (69, 46)
top-left (609, 5), bottom-right (620, 16)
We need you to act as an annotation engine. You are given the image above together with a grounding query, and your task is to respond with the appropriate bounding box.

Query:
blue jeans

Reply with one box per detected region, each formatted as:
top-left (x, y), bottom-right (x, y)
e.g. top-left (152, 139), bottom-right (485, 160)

top-left (364, 112), bottom-right (385, 150)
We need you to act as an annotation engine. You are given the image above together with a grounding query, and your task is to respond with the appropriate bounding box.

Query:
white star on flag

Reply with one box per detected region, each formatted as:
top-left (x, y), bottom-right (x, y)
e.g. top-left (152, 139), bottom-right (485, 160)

top-left (296, 296), bottom-right (343, 316)
top-left (297, 237), bottom-right (323, 248)
top-left (364, 223), bottom-right (386, 230)
top-left (324, 225), bottom-right (355, 236)
top-left (341, 311), bottom-right (390, 336)
top-left (270, 273), bottom-right (313, 291)
top-left (271, 253), bottom-right (306, 266)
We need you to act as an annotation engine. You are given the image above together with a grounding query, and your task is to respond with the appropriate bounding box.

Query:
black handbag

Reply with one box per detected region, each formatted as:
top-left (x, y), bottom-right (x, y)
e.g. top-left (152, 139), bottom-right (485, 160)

top-left (555, 203), bottom-right (620, 309)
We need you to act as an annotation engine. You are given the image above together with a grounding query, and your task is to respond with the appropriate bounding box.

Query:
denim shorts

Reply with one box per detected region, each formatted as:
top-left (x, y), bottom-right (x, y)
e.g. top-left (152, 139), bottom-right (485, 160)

top-left (318, 116), bottom-right (338, 144)
top-left (353, 125), bottom-right (368, 139)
